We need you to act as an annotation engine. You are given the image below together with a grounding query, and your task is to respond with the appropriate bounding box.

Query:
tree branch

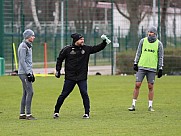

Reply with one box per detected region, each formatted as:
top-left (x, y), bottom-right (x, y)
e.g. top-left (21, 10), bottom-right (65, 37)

top-left (30, 0), bottom-right (41, 33)
top-left (114, 2), bottom-right (130, 21)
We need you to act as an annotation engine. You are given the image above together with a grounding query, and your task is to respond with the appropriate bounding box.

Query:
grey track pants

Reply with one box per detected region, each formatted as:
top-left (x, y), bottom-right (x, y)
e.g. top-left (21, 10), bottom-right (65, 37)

top-left (19, 74), bottom-right (34, 115)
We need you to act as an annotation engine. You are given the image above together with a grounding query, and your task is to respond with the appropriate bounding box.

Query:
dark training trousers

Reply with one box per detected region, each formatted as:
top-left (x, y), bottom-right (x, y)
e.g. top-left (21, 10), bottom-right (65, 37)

top-left (19, 74), bottom-right (34, 115)
top-left (54, 79), bottom-right (90, 114)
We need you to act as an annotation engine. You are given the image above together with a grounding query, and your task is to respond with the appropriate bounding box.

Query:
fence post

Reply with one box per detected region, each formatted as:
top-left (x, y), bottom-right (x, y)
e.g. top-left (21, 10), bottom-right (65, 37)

top-left (65, 0), bottom-right (68, 45)
top-left (125, 36), bottom-right (128, 51)
top-left (111, 0), bottom-right (114, 75)
top-left (118, 26), bottom-right (121, 52)
top-left (61, 0), bottom-right (64, 49)
top-left (21, 0), bottom-right (25, 36)
top-left (157, 0), bottom-right (160, 40)
top-left (11, 0), bottom-right (14, 71)
top-left (54, 35), bottom-right (57, 61)
top-left (94, 27), bottom-right (97, 66)
top-left (0, 0), bottom-right (4, 57)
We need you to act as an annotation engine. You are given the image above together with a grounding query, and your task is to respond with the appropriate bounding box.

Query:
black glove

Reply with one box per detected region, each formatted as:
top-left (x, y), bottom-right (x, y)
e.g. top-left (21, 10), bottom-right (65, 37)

top-left (32, 74), bottom-right (35, 82)
top-left (133, 64), bottom-right (138, 71)
top-left (157, 69), bottom-right (163, 78)
top-left (27, 73), bottom-right (34, 82)
top-left (55, 71), bottom-right (61, 78)
top-left (101, 34), bottom-right (111, 44)
top-left (102, 39), bottom-right (107, 44)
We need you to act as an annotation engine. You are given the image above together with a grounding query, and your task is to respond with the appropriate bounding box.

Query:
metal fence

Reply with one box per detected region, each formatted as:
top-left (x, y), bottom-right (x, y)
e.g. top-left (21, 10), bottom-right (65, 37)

top-left (0, 0), bottom-right (181, 74)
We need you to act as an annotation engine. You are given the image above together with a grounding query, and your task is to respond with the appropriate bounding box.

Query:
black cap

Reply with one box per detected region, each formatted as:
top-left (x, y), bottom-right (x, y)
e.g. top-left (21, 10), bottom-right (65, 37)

top-left (71, 33), bottom-right (83, 43)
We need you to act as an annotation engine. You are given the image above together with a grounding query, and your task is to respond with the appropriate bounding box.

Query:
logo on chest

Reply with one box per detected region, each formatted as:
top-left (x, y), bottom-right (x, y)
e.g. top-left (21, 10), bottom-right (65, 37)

top-left (144, 48), bottom-right (155, 53)
top-left (70, 48), bottom-right (76, 54)
top-left (81, 49), bottom-right (85, 54)
top-left (70, 48), bottom-right (85, 55)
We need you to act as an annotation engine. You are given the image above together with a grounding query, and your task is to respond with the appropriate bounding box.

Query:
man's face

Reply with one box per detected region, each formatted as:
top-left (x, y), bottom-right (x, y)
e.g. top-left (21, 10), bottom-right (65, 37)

top-left (148, 32), bottom-right (156, 37)
top-left (28, 35), bottom-right (35, 43)
top-left (75, 37), bottom-right (84, 46)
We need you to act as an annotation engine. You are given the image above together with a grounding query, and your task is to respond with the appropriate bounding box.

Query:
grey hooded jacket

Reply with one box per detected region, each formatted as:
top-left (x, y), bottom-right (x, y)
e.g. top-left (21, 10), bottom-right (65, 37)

top-left (134, 26), bottom-right (164, 72)
top-left (18, 41), bottom-right (33, 74)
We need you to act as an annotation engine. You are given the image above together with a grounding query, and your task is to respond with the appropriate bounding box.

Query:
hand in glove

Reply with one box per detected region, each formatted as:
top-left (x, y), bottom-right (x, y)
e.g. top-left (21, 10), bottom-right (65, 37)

top-left (27, 73), bottom-right (35, 82)
top-left (55, 71), bottom-right (61, 78)
top-left (101, 34), bottom-right (111, 44)
top-left (32, 74), bottom-right (35, 82)
top-left (157, 69), bottom-right (163, 78)
top-left (133, 64), bottom-right (138, 71)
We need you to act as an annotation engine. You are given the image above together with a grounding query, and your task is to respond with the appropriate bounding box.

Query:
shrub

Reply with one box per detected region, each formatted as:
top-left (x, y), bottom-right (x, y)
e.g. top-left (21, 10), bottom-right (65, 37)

top-left (116, 48), bottom-right (181, 75)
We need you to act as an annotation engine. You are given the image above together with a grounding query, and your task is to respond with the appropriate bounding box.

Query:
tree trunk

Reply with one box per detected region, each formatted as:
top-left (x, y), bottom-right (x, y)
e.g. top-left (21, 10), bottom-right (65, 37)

top-left (54, 1), bottom-right (59, 35)
top-left (128, 21), bottom-right (139, 49)
top-left (74, 0), bottom-right (96, 40)
top-left (126, 0), bottom-right (141, 49)
top-left (30, 0), bottom-right (41, 33)
top-left (161, 0), bottom-right (170, 48)
top-left (114, 0), bottom-right (150, 49)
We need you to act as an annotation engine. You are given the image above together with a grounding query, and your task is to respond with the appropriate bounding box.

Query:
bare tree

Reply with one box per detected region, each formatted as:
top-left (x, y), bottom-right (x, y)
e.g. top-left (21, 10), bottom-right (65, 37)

top-left (161, 0), bottom-right (170, 47)
top-left (171, 2), bottom-right (176, 47)
top-left (74, 0), bottom-right (84, 34)
top-left (53, 0), bottom-right (59, 35)
top-left (84, 0), bottom-right (98, 39)
top-left (30, 0), bottom-right (41, 33)
top-left (71, 0), bottom-right (97, 40)
top-left (114, 0), bottom-right (151, 49)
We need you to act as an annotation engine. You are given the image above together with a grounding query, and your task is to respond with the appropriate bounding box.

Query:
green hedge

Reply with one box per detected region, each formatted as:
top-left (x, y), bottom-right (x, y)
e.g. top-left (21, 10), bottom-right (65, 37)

top-left (116, 48), bottom-right (181, 75)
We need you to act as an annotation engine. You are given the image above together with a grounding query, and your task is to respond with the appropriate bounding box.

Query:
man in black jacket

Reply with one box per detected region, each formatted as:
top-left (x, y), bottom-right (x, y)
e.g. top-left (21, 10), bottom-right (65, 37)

top-left (53, 33), bottom-right (111, 119)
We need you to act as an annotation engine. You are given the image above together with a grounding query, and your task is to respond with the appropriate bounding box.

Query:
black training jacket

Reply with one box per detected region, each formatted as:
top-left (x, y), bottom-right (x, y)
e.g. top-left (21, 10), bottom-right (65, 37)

top-left (56, 40), bottom-right (107, 81)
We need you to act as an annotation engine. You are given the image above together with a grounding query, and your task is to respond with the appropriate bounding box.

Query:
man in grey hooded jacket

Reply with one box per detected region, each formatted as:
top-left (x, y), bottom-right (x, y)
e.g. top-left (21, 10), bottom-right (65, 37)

top-left (128, 26), bottom-right (164, 112)
top-left (18, 29), bottom-right (36, 120)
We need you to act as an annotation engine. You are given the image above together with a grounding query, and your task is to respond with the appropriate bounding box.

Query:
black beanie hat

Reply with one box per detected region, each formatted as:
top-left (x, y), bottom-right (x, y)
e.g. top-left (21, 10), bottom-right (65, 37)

top-left (71, 33), bottom-right (83, 43)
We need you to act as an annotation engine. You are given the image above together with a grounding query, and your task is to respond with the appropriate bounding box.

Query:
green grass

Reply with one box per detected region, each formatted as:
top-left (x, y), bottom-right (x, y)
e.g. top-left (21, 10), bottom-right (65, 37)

top-left (0, 75), bottom-right (180, 136)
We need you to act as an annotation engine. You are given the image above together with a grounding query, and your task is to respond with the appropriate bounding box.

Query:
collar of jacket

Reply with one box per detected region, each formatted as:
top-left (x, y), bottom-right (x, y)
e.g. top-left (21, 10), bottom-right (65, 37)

top-left (72, 43), bottom-right (84, 48)
top-left (23, 40), bottom-right (32, 48)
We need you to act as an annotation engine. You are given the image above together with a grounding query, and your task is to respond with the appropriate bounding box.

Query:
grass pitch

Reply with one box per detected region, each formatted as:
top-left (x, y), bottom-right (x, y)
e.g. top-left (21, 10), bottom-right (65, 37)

top-left (0, 75), bottom-right (180, 136)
